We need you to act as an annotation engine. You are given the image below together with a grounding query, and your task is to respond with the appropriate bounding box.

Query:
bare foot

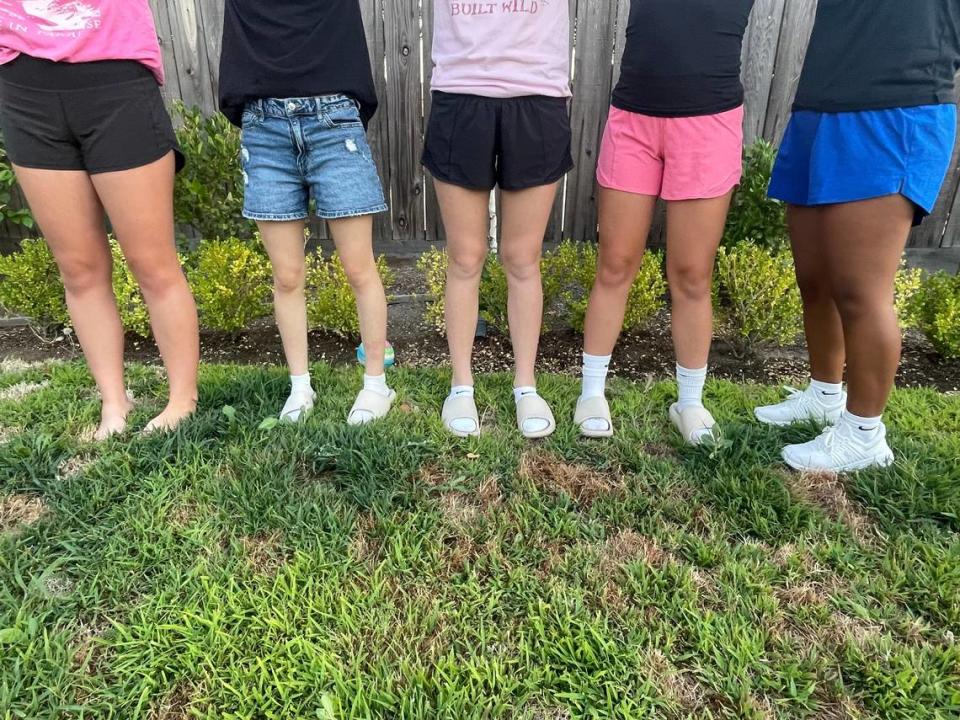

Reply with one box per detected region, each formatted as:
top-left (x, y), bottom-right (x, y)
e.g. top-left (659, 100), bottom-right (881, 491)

top-left (94, 398), bottom-right (135, 441)
top-left (142, 400), bottom-right (197, 435)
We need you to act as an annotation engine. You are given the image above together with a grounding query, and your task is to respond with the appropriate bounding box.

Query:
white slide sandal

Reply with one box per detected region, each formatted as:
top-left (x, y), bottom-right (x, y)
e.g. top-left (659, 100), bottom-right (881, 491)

top-left (347, 388), bottom-right (396, 426)
top-left (669, 402), bottom-right (717, 446)
top-left (516, 393), bottom-right (556, 440)
top-left (575, 396), bottom-right (614, 438)
top-left (442, 394), bottom-right (481, 437)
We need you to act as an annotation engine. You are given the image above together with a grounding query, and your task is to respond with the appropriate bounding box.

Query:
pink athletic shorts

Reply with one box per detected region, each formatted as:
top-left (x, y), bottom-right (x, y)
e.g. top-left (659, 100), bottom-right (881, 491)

top-left (596, 105), bottom-right (745, 201)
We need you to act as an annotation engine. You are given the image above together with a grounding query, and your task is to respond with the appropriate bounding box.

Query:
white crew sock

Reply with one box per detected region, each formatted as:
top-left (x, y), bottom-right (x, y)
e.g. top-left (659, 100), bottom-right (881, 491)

top-left (840, 410), bottom-right (882, 439)
top-left (290, 372), bottom-right (313, 395)
top-left (447, 385), bottom-right (477, 435)
top-left (363, 373), bottom-right (392, 398)
top-left (514, 386), bottom-right (549, 435)
top-left (810, 378), bottom-right (844, 405)
top-left (580, 352), bottom-right (611, 400)
top-left (676, 363), bottom-right (707, 410)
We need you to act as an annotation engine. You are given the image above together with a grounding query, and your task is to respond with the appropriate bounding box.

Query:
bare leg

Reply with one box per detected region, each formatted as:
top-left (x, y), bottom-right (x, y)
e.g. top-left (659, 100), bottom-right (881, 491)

top-left (665, 192), bottom-right (733, 368)
top-left (13, 166), bottom-right (132, 439)
top-left (435, 180), bottom-right (490, 388)
top-left (257, 220), bottom-right (310, 376)
top-left (499, 182), bottom-right (560, 388)
top-left (91, 152), bottom-right (199, 433)
top-left (583, 188), bottom-right (658, 355)
top-left (820, 196), bottom-right (914, 416)
top-left (327, 214), bottom-right (388, 375)
top-left (788, 205), bottom-right (846, 384)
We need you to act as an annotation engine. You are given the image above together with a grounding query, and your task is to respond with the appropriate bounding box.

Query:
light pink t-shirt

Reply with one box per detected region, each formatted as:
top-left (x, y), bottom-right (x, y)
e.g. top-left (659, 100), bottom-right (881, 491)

top-left (0, 0), bottom-right (164, 84)
top-left (431, 0), bottom-right (571, 98)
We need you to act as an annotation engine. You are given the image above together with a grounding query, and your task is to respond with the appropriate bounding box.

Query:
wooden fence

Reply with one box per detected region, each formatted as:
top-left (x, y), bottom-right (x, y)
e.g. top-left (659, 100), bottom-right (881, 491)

top-left (4, 0), bottom-right (960, 253)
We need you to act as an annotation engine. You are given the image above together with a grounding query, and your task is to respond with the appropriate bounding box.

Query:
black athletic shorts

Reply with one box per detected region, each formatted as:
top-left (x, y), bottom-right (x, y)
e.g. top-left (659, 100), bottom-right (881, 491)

top-left (0, 55), bottom-right (184, 174)
top-left (422, 91), bottom-right (573, 191)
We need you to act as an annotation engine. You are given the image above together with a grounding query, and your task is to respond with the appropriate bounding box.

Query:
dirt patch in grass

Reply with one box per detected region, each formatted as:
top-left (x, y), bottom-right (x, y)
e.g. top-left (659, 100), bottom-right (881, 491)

top-left (0, 423), bottom-right (20, 443)
top-left (520, 451), bottom-right (625, 507)
top-left (0, 379), bottom-right (48, 401)
top-left (240, 532), bottom-right (288, 576)
top-left (71, 618), bottom-right (109, 671)
top-left (599, 529), bottom-right (672, 574)
top-left (148, 683), bottom-right (196, 720)
top-left (57, 453), bottom-right (96, 480)
top-left (644, 648), bottom-right (708, 712)
top-left (785, 472), bottom-right (878, 543)
top-left (0, 493), bottom-right (47, 534)
top-left (168, 501), bottom-right (201, 530)
top-left (349, 512), bottom-right (382, 568)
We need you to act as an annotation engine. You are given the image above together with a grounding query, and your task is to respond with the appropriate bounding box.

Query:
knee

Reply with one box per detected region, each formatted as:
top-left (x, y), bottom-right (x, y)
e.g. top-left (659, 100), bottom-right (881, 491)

top-left (667, 262), bottom-right (713, 302)
top-left (58, 255), bottom-right (111, 297)
top-left (272, 264), bottom-right (306, 295)
top-left (595, 251), bottom-right (641, 290)
top-left (833, 284), bottom-right (890, 321)
top-left (342, 260), bottom-right (381, 293)
top-left (447, 248), bottom-right (487, 281)
top-left (500, 249), bottom-right (541, 283)
top-left (795, 267), bottom-right (832, 305)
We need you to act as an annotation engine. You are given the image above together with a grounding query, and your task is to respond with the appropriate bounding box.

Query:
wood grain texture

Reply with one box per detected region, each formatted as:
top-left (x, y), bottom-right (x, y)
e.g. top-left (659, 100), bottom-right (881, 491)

top-left (741, 0), bottom-right (786, 145)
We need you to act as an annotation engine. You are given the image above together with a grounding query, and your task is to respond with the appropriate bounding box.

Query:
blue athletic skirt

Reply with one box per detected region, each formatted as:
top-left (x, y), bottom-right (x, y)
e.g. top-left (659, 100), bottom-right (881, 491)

top-left (768, 104), bottom-right (957, 225)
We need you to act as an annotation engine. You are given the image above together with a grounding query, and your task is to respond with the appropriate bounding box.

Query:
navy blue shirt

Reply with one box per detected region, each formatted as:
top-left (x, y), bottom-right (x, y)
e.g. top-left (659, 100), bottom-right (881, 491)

top-left (612, 0), bottom-right (757, 118)
top-left (795, 0), bottom-right (960, 113)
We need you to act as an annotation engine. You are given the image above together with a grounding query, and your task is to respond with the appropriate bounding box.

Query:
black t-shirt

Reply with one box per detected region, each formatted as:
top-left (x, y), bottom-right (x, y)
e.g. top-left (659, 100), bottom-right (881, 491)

top-left (795, 0), bottom-right (960, 113)
top-left (612, 0), bottom-right (756, 118)
top-left (218, 0), bottom-right (378, 128)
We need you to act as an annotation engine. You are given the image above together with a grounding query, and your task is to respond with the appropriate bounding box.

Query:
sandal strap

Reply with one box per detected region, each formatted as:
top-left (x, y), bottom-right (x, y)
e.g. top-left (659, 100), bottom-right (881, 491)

top-left (348, 389), bottom-right (395, 421)
top-left (574, 395), bottom-right (611, 427)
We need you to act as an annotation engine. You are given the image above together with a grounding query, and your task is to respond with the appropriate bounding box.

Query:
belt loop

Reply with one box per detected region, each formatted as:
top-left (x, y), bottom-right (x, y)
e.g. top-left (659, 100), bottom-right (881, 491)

top-left (256, 99), bottom-right (264, 121)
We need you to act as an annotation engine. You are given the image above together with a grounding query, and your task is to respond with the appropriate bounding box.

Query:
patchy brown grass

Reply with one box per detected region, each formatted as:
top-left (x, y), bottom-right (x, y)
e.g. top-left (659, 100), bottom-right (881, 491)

top-left (598, 529), bottom-right (672, 575)
top-left (785, 472), bottom-right (878, 543)
top-left (643, 649), bottom-right (708, 711)
top-left (240, 532), bottom-right (288, 576)
top-left (416, 464), bottom-right (448, 488)
top-left (0, 493), bottom-right (48, 534)
top-left (520, 451), bottom-right (625, 507)
top-left (168, 501), bottom-right (201, 530)
top-left (71, 618), bottom-right (110, 671)
top-left (349, 512), bottom-right (381, 567)
top-left (0, 379), bottom-right (49, 402)
top-left (57, 453), bottom-right (96, 480)
top-left (148, 683), bottom-right (195, 720)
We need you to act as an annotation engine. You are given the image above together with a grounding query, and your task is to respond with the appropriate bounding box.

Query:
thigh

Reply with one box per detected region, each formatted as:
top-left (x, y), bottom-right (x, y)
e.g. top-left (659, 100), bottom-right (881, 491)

top-left (788, 204), bottom-right (829, 283)
top-left (240, 112), bottom-right (309, 221)
top-left (499, 95), bottom-right (573, 191)
top-left (665, 192), bottom-right (734, 271)
top-left (327, 215), bottom-right (376, 276)
top-left (89, 152), bottom-right (180, 270)
top-left (308, 97), bottom-right (387, 220)
top-left (434, 179), bottom-right (490, 257)
top-left (819, 195), bottom-right (915, 293)
top-left (423, 92), bottom-right (497, 191)
top-left (500, 182), bottom-right (560, 263)
top-left (258, 220), bottom-right (308, 276)
top-left (597, 188), bottom-right (658, 264)
top-left (12, 165), bottom-right (109, 266)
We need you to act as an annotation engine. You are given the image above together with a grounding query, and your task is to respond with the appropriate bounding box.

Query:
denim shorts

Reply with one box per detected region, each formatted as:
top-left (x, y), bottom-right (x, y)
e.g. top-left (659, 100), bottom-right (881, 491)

top-left (240, 94), bottom-right (388, 221)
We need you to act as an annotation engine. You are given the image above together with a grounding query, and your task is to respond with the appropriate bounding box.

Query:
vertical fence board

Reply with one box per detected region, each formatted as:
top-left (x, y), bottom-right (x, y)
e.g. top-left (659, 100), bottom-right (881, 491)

top-left (763, 0), bottom-right (817, 143)
top-left (741, 0), bottom-right (786, 145)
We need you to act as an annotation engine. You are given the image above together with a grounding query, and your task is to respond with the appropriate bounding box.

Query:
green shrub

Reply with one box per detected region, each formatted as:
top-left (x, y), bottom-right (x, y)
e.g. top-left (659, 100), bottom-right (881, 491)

top-left (306, 251), bottom-right (394, 338)
top-left (110, 240), bottom-right (152, 338)
top-left (418, 247), bottom-right (448, 333)
top-left (173, 103), bottom-right (251, 241)
top-left (723, 140), bottom-right (788, 252)
top-left (544, 239), bottom-right (666, 333)
top-left (0, 238), bottom-right (68, 328)
top-left (914, 272), bottom-right (960, 358)
top-left (187, 237), bottom-right (272, 333)
top-left (715, 242), bottom-right (803, 347)
top-left (478, 255), bottom-right (510, 331)
top-left (894, 263), bottom-right (924, 330)
top-left (0, 144), bottom-right (33, 231)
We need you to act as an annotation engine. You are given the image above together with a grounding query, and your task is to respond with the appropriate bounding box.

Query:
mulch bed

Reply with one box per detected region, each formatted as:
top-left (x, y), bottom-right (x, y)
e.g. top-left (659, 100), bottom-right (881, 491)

top-left (2, 307), bottom-right (958, 392)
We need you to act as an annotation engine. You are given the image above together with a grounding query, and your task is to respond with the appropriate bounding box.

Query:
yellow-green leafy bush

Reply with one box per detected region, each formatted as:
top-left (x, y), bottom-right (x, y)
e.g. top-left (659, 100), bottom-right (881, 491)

top-left (0, 239), bottom-right (69, 329)
top-left (109, 240), bottom-right (152, 338)
top-left (715, 242), bottom-right (803, 347)
top-left (306, 251), bottom-right (394, 338)
top-left (187, 237), bottom-right (272, 333)
top-left (894, 263), bottom-right (924, 330)
top-left (915, 271), bottom-right (960, 358)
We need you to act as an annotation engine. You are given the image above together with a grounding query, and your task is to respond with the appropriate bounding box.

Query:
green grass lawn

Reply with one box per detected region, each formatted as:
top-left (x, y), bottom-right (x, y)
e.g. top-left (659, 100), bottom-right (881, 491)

top-left (1, 360), bottom-right (958, 719)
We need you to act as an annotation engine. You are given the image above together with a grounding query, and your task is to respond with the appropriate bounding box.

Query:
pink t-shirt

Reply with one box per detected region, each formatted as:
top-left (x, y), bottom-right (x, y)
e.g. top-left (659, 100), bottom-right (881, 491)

top-left (0, 0), bottom-right (164, 84)
top-left (431, 0), bottom-right (571, 98)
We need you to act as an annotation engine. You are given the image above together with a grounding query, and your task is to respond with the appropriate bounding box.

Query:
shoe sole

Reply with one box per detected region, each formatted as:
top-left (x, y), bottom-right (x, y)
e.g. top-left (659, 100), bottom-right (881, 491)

top-left (782, 449), bottom-right (895, 473)
top-left (754, 408), bottom-right (843, 427)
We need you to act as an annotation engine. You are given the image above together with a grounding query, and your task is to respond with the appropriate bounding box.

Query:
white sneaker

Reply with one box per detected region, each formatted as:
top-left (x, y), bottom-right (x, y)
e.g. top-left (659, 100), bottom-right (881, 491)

top-left (755, 385), bottom-right (845, 427)
top-left (279, 389), bottom-right (316, 423)
top-left (782, 420), bottom-right (895, 473)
